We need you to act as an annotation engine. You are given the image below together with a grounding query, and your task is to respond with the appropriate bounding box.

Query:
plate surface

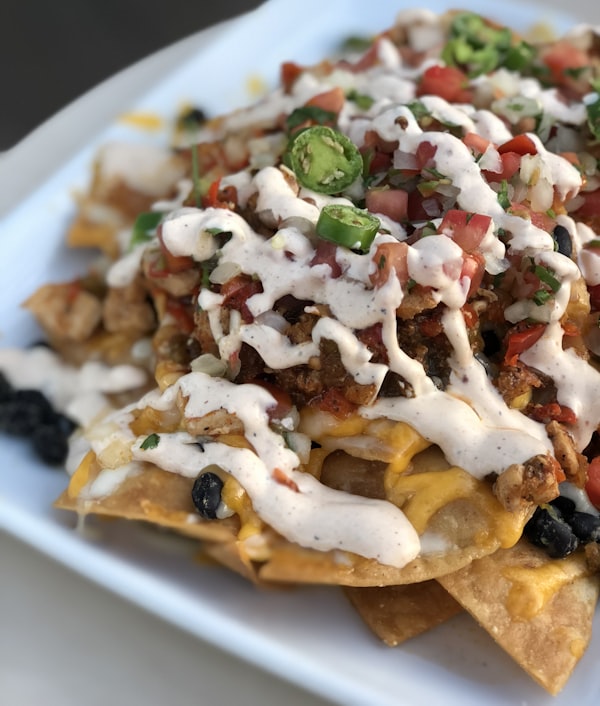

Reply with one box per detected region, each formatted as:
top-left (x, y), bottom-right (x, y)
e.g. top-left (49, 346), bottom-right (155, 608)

top-left (1, 1), bottom-right (598, 704)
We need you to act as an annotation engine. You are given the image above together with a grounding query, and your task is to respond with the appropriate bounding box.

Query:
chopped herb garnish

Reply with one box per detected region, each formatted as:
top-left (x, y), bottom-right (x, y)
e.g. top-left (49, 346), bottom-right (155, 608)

top-left (497, 180), bottom-right (511, 210)
top-left (533, 289), bottom-right (553, 306)
top-left (129, 211), bottom-right (164, 250)
top-left (586, 95), bottom-right (600, 141)
top-left (346, 89), bottom-right (374, 110)
top-left (340, 35), bottom-right (373, 53)
top-left (534, 265), bottom-right (561, 293)
top-left (140, 433), bottom-right (160, 450)
top-left (406, 100), bottom-right (432, 122)
top-left (285, 105), bottom-right (337, 133)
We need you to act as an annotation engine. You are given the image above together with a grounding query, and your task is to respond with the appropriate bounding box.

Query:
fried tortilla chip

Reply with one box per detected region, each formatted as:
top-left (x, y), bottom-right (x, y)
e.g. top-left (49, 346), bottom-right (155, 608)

top-left (55, 452), bottom-right (239, 543)
top-left (437, 541), bottom-right (600, 695)
top-left (345, 582), bottom-right (462, 646)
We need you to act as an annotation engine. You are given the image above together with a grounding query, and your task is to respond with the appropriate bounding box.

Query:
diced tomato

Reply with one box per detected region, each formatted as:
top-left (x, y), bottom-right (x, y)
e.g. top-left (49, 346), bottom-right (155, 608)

top-left (157, 229), bottom-right (195, 274)
top-left (364, 149), bottom-right (393, 175)
top-left (504, 323), bottom-right (546, 366)
top-left (370, 241), bottom-right (409, 288)
top-left (585, 456), bottom-right (600, 509)
top-left (417, 65), bottom-right (473, 103)
top-left (541, 40), bottom-right (589, 89)
top-left (482, 151), bottom-right (522, 183)
top-left (498, 134), bottom-right (537, 156)
top-left (365, 187), bottom-right (409, 223)
top-left (438, 210), bottom-right (492, 252)
top-left (220, 274), bottom-right (263, 322)
top-left (310, 240), bottom-right (342, 278)
top-left (508, 202), bottom-right (556, 233)
top-left (573, 189), bottom-right (600, 219)
top-left (415, 141), bottom-right (437, 170)
top-left (281, 61), bottom-right (304, 92)
top-left (306, 86), bottom-right (345, 115)
top-left (407, 191), bottom-right (439, 221)
top-left (314, 387), bottom-right (357, 418)
top-left (528, 402), bottom-right (578, 425)
top-left (362, 130), bottom-right (398, 153)
top-left (463, 132), bottom-right (492, 155)
top-left (461, 251), bottom-right (486, 297)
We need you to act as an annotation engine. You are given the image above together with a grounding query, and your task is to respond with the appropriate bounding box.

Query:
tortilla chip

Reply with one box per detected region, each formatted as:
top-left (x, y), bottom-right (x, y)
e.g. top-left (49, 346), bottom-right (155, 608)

top-left (201, 540), bottom-right (263, 583)
top-left (438, 541), bottom-right (600, 695)
top-left (345, 581), bottom-right (462, 646)
top-left (55, 456), bottom-right (239, 544)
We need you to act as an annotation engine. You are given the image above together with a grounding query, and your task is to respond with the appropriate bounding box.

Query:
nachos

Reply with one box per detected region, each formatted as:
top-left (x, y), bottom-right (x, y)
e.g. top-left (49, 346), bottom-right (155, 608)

top-left (8, 7), bottom-right (600, 694)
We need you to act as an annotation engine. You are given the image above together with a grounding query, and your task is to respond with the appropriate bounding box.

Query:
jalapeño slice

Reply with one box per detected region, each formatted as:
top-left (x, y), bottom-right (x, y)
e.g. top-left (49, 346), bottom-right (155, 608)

top-left (288, 125), bottom-right (363, 194)
top-left (316, 204), bottom-right (380, 252)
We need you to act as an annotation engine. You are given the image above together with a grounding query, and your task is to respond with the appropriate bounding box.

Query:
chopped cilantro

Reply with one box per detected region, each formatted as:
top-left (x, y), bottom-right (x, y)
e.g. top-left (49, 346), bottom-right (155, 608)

top-left (533, 289), bottom-right (553, 306)
top-left (346, 89), bottom-right (374, 110)
top-left (285, 106), bottom-right (337, 133)
top-left (140, 433), bottom-right (160, 451)
top-left (406, 100), bottom-right (432, 122)
top-left (497, 180), bottom-right (511, 210)
top-left (340, 35), bottom-right (373, 53)
top-left (534, 265), bottom-right (561, 293)
top-left (129, 211), bottom-right (164, 250)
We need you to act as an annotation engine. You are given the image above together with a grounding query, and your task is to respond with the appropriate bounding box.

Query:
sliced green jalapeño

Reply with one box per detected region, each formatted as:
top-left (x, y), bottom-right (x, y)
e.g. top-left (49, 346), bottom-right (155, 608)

top-left (316, 204), bottom-right (380, 252)
top-left (288, 125), bottom-right (363, 194)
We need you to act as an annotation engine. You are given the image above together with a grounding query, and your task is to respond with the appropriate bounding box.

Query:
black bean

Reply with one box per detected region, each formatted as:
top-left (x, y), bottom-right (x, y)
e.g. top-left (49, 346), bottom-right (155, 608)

top-left (178, 107), bottom-right (207, 130)
top-left (552, 224), bottom-right (572, 258)
top-left (191, 471), bottom-right (224, 519)
top-left (481, 329), bottom-right (502, 358)
top-left (549, 495), bottom-right (576, 520)
top-left (0, 371), bottom-right (14, 403)
top-left (32, 423), bottom-right (70, 465)
top-left (524, 505), bottom-right (579, 558)
top-left (0, 389), bottom-right (54, 435)
top-left (569, 511), bottom-right (600, 543)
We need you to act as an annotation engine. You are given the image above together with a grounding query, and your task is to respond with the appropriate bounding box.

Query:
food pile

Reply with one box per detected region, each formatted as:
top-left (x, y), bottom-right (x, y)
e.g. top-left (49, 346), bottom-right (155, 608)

top-left (3, 8), bottom-right (600, 695)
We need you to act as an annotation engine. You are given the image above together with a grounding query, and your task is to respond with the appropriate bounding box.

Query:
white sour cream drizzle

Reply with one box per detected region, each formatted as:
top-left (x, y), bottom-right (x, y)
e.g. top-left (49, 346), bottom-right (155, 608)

top-left (0, 346), bottom-right (147, 427)
top-left (131, 374), bottom-right (420, 567)
top-left (70, 20), bottom-right (600, 567)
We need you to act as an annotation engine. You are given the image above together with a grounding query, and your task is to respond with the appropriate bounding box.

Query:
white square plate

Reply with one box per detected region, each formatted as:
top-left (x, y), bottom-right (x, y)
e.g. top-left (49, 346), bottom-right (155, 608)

top-left (1, 1), bottom-right (598, 704)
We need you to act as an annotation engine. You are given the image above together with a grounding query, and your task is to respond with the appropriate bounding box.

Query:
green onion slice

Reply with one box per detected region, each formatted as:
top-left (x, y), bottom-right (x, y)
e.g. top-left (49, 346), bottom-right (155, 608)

top-left (316, 204), bottom-right (380, 252)
top-left (288, 125), bottom-right (363, 194)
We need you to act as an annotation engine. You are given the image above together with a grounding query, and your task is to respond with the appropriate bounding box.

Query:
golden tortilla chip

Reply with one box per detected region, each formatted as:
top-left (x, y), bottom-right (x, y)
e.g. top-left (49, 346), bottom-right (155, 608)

top-left (55, 452), bottom-right (238, 544)
top-left (345, 581), bottom-right (462, 646)
top-left (437, 541), bottom-right (600, 695)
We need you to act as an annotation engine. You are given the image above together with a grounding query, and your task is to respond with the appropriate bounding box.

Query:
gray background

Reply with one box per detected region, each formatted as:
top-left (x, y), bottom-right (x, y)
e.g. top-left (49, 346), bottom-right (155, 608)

top-left (1, 0), bottom-right (263, 150)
